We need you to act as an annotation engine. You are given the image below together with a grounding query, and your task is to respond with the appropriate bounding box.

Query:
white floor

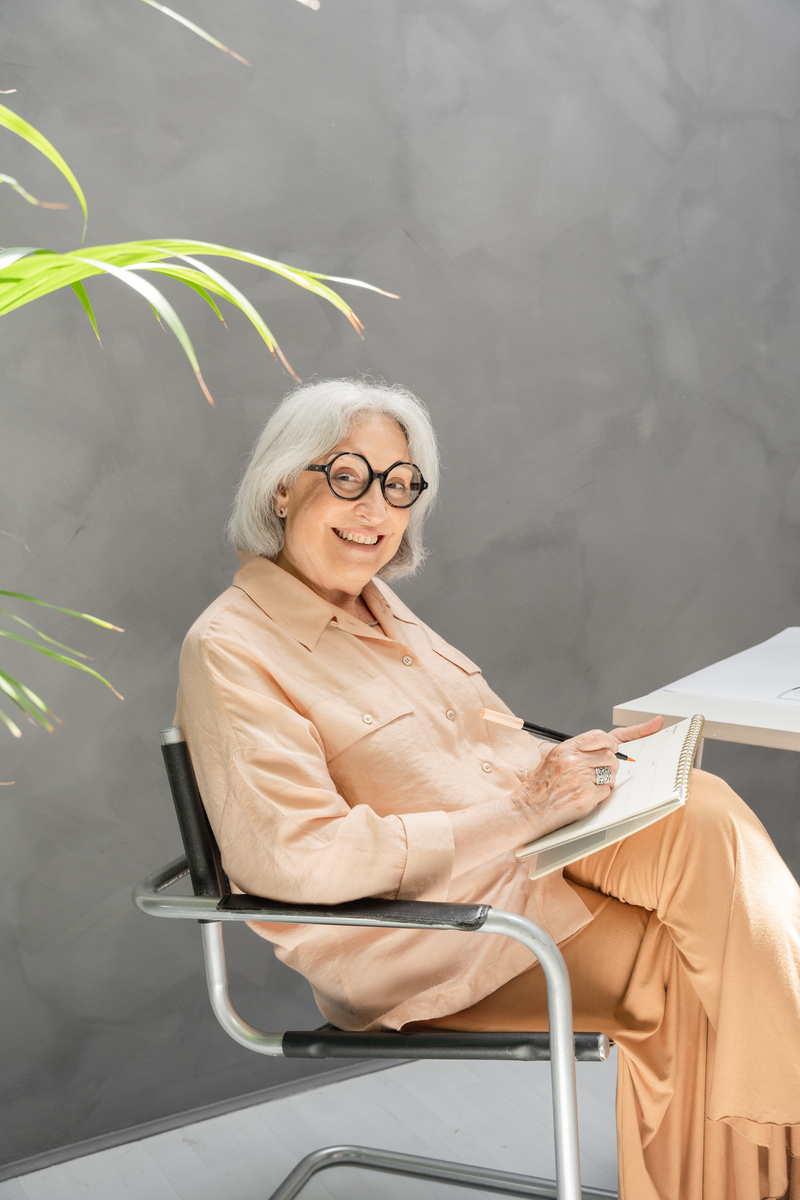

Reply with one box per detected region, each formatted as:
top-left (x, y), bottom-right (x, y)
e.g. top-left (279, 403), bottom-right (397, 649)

top-left (0, 1055), bottom-right (618, 1199)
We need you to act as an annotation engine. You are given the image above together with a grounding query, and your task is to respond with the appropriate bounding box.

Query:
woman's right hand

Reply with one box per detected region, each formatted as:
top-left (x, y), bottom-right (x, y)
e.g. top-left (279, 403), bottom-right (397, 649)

top-left (452, 716), bottom-right (662, 875)
top-left (511, 728), bottom-right (622, 840)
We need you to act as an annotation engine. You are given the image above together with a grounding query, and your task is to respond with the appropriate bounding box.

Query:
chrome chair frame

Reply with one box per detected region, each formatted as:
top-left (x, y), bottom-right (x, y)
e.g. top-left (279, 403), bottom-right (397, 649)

top-left (133, 727), bottom-right (617, 1200)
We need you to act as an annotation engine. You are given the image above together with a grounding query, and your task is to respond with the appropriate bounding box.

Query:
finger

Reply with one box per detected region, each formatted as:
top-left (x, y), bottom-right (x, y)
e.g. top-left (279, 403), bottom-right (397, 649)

top-left (588, 755), bottom-right (618, 781)
top-left (570, 728), bottom-right (623, 754)
top-left (547, 743), bottom-right (619, 782)
top-left (573, 745), bottom-right (619, 771)
top-left (612, 715), bottom-right (664, 744)
top-left (545, 741), bottom-right (618, 776)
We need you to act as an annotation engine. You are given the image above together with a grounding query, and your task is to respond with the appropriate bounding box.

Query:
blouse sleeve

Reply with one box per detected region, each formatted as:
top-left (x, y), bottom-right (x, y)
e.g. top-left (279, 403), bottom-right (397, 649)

top-left (175, 616), bottom-right (456, 906)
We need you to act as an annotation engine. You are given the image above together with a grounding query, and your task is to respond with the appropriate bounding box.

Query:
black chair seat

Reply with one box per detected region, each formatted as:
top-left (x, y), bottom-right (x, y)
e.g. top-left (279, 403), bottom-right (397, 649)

top-left (284, 1025), bottom-right (610, 1061)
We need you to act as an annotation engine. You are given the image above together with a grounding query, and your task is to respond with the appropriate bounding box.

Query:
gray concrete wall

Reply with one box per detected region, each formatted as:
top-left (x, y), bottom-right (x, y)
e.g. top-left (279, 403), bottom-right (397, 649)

top-left (2, 0), bottom-right (800, 1172)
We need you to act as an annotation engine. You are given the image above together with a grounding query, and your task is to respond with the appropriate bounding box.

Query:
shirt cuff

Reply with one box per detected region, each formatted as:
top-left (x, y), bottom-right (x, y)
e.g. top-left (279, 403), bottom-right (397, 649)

top-left (397, 810), bottom-right (455, 902)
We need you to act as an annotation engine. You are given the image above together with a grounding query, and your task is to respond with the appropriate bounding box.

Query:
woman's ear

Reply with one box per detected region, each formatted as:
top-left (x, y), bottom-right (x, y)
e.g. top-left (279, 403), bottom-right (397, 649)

top-left (273, 481), bottom-right (290, 514)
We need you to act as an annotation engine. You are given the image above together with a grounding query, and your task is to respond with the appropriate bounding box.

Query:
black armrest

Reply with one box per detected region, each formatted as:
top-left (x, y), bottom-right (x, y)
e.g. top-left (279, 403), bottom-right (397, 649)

top-left (135, 858), bottom-right (491, 930)
top-left (218, 893), bottom-right (491, 931)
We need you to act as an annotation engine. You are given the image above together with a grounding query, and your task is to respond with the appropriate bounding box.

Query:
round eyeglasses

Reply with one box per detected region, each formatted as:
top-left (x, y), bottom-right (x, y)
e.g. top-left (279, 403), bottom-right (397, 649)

top-left (305, 452), bottom-right (429, 509)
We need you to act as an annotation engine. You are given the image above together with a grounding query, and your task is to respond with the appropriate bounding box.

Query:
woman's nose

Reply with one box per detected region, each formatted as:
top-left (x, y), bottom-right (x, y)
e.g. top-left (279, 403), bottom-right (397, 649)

top-left (354, 479), bottom-right (388, 518)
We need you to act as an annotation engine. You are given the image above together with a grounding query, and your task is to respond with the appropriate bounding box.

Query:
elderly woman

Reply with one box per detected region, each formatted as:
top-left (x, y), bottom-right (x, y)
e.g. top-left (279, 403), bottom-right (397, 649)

top-left (177, 378), bottom-right (799, 1200)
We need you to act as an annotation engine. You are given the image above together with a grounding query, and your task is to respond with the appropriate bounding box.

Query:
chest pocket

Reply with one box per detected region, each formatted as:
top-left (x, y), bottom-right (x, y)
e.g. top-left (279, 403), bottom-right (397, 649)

top-left (307, 674), bottom-right (414, 762)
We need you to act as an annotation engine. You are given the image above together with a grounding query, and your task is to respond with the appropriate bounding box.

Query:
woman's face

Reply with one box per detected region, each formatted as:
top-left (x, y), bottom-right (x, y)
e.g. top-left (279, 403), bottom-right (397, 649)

top-left (274, 413), bottom-right (412, 608)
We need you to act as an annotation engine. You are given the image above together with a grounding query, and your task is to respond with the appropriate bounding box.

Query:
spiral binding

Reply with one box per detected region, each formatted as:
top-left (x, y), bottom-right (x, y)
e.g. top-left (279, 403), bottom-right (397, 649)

top-left (674, 713), bottom-right (706, 797)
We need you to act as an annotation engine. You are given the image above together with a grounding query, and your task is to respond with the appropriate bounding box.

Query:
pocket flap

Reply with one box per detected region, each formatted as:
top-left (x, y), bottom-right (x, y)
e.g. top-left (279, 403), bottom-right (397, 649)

top-left (430, 642), bottom-right (482, 675)
top-left (307, 675), bottom-right (414, 761)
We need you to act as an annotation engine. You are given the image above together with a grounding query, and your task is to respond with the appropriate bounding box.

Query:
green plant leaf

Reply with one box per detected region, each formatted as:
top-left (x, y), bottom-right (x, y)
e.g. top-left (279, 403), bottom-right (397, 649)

top-left (0, 591), bottom-right (123, 631)
top-left (0, 609), bottom-right (89, 657)
top-left (148, 270), bottom-right (227, 325)
top-left (0, 104), bottom-right (88, 240)
top-left (0, 172), bottom-right (70, 210)
top-left (132, 256), bottom-right (296, 378)
top-left (0, 606), bottom-right (90, 658)
top-left (0, 632), bottom-right (124, 699)
top-left (74, 254), bottom-right (216, 402)
top-left (0, 247), bottom-right (47, 271)
top-left (0, 705), bottom-right (22, 739)
top-left (304, 271), bottom-right (400, 299)
top-left (0, 593), bottom-right (122, 738)
top-left (69, 279), bottom-right (102, 344)
top-left (0, 529), bottom-right (31, 551)
top-left (138, 0), bottom-right (251, 65)
top-left (0, 669), bottom-right (58, 732)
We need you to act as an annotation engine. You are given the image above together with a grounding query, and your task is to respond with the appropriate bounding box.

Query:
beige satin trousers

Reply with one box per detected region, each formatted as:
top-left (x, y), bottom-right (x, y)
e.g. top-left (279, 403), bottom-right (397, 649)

top-left (408, 772), bottom-right (800, 1199)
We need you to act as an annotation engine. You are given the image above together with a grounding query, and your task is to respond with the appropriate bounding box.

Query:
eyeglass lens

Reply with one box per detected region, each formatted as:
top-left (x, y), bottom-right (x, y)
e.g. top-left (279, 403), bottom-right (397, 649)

top-left (327, 454), bottom-right (423, 508)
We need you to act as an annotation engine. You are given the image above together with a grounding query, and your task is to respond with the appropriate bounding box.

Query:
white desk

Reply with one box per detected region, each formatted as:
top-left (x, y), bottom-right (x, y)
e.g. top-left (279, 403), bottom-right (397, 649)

top-left (613, 629), bottom-right (800, 761)
top-left (612, 689), bottom-right (800, 754)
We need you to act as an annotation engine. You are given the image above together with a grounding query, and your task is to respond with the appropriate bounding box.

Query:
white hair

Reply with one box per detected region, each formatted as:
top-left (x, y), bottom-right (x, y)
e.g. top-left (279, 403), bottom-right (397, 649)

top-left (228, 378), bottom-right (440, 580)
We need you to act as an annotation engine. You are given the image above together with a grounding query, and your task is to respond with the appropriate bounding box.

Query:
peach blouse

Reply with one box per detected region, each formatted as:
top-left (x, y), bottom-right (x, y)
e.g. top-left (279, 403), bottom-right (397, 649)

top-left (175, 556), bottom-right (592, 1030)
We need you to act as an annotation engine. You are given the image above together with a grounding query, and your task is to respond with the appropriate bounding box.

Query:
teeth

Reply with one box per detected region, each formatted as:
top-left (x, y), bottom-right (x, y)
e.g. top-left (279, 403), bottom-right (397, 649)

top-left (334, 528), bottom-right (379, 545)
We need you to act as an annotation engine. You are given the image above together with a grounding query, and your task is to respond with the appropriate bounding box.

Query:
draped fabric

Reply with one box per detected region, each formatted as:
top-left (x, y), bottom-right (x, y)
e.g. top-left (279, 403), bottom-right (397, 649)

top-left (405, 771), bottom-right (800, 1199)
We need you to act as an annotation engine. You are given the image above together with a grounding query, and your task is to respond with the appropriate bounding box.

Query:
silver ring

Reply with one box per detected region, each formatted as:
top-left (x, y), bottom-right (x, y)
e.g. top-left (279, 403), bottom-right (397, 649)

top-left (594, 766), bottom-right (613, 786)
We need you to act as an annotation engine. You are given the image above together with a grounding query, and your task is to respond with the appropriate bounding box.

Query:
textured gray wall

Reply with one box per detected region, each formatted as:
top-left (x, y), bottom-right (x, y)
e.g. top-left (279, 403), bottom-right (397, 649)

top-left (2, 0), bottom-right (800, 1173)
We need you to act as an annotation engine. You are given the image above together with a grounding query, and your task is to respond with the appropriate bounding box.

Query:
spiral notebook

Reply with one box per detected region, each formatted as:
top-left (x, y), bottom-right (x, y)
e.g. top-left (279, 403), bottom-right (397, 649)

top-left (516, 714), bottom-right (705, 880)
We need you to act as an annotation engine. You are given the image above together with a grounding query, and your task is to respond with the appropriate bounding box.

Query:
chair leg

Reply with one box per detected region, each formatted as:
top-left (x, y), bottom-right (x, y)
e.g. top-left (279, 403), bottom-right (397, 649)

top-left (195, 918), bottom-right (612, 1198)
top-left (265, 1143), bottom-right (618, 1200)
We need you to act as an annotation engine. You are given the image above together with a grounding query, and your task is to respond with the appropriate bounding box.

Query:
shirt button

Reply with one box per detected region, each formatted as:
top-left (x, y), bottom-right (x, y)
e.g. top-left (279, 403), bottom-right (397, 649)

top-left (402, 656), bottom-right (413, 666)
top-left (362, 714), bottom-right (374, 725)
top-left (446, 710), bottom-right (457, 721)
top-left (481, 762), bottom-right (493, 773)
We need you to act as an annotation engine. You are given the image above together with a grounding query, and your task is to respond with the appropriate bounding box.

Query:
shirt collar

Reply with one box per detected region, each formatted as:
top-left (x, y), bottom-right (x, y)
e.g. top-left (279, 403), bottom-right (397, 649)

top-left (232, 556), bottom-right (412, 650)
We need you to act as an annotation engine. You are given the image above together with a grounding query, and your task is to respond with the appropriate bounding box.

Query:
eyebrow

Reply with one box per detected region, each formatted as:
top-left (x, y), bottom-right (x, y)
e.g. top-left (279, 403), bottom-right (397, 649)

top-left (323, 452), bottom-right (412, 471)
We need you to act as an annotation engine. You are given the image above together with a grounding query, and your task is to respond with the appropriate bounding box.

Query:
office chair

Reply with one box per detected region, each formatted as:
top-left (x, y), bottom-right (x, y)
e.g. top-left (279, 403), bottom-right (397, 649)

top-left (134, 727), bottom-right (617, 1200)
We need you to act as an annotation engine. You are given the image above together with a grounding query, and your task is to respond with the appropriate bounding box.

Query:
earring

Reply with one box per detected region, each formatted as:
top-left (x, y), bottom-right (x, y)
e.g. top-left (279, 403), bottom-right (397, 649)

top-left (276, 507), bottom-right (287, 518)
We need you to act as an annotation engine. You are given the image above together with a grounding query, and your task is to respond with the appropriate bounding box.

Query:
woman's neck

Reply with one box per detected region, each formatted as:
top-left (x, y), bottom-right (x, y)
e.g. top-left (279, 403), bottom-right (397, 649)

top-left (272, 554), bottom-right (378, 626)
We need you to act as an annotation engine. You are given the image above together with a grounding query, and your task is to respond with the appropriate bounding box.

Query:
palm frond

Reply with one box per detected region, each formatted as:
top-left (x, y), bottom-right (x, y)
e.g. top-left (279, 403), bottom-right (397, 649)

top-left (0, 240), bottom-right (397, 398)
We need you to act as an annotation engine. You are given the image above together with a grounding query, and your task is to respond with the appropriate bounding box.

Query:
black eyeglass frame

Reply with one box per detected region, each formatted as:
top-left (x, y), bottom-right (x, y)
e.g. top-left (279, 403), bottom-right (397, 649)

top-left (305, 453), bottom-right (429, 509)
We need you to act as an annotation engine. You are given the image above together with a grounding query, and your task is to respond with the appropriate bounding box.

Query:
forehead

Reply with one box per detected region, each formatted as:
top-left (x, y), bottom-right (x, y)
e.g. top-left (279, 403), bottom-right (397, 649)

top-left (327, 412), bottom-right (409, 464)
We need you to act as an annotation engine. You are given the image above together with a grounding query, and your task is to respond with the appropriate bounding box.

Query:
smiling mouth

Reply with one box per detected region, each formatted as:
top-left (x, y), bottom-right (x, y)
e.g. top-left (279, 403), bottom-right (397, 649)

top-left (333, 528), bottom-right (382, 546)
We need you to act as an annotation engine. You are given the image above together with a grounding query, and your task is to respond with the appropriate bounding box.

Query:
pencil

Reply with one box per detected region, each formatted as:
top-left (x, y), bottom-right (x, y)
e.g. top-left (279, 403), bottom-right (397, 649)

top-left (481, 708), bottom-right (635, 763)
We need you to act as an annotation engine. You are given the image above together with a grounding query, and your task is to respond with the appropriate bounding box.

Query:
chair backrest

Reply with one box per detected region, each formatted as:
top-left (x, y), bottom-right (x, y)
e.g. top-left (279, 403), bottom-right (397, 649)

top-left (160, 727), bottom-right (230, 901)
